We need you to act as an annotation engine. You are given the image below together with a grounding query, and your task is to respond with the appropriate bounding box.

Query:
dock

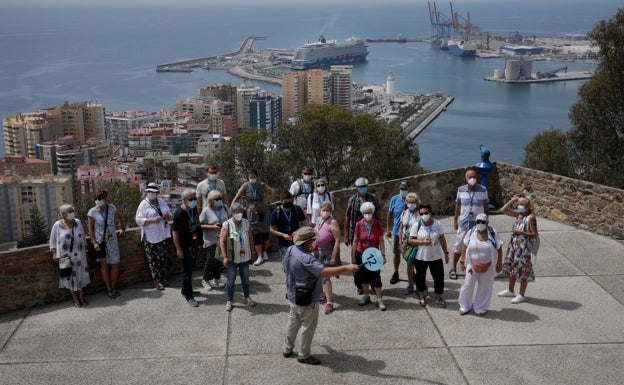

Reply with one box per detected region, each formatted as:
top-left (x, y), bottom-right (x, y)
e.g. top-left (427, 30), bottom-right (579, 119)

top-left (484, 70), bottom-right (593, 83)
top-left (404, 95), bottom-right (454, 139)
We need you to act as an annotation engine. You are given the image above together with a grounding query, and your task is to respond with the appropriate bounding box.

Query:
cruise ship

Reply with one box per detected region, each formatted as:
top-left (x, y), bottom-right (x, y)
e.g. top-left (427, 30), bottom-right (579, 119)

top-left (447, 39), bottom-right (476, 57)
top-left (291, 35), bottom-right (369, 70)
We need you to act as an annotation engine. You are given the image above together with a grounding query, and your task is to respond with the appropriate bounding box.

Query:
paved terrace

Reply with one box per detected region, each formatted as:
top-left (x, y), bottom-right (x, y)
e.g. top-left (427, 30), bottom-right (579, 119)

top-left (1, 214), bottom-right (623, 385)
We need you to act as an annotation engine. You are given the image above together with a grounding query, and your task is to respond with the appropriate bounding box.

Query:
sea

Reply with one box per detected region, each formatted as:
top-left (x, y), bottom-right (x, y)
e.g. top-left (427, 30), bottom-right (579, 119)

top-left (0, 1), bottom-right (620, 172)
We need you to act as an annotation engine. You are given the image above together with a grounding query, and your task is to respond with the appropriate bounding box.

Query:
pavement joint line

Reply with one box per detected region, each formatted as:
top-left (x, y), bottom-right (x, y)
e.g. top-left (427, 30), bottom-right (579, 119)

top-left (1, 308), bottom-right (30, 353)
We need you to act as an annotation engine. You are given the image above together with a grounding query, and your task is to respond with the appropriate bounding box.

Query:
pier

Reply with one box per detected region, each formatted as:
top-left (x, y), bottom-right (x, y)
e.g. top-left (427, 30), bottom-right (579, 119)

top-left (484, 70), bottom-right (593, 83)
top-left (404, 95), bottom-right (454, 139)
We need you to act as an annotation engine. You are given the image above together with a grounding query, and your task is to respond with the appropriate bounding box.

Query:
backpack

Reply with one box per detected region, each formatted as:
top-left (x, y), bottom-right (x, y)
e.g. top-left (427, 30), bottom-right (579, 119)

top-left (275, 204), bottom-right (305, 224)
top-left (293, 179), bottom-right (313, 198)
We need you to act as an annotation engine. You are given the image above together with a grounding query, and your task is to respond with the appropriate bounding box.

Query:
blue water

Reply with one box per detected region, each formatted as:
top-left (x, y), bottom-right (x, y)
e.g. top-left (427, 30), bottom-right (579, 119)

top-left (0, 1), bottom-right (620, 171)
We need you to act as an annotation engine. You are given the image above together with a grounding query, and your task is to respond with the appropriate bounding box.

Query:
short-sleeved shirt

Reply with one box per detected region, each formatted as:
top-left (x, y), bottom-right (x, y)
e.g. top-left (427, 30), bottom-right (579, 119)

top-left (411, 219), bottom-right (445, 261)
top-left (306, 192), bottom-right (333, 225)
top-left (270, 205), bottom-right (306, 247)
top-left (172, 206), bottom-right (200, 246)
top-left (345, 192), bottom-right (381, 241)
top-left (284, 245), bottom-right (325, 303)
top-left (289, 179), bottom-right (314, 211)
top-left (199, 205), bottom-right (229, 247)
top-left (388, 193), bottom-right (406, 236)
top-left (456, 184), bottom-right (489, 231)
top-left (196, 178), bottom-right (227, 210)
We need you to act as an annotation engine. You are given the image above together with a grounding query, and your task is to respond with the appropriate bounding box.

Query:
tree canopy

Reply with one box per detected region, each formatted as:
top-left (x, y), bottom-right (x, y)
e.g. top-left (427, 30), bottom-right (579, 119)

top-left (523, 8), bottom-right (624, 189)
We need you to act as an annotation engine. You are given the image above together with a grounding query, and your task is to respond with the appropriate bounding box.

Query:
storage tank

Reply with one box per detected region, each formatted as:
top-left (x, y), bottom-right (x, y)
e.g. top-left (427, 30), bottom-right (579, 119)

top-left (493, 69), bottom-right (504, 79)
top-left (519, 60), bottom-right (532, 79)
top-left (505, 60), bottom-right (521, 80)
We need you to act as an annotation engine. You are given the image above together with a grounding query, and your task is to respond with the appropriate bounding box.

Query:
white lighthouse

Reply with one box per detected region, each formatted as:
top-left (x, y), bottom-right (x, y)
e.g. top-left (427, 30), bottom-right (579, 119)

top-left (385, 71), bottom-right (395, 95)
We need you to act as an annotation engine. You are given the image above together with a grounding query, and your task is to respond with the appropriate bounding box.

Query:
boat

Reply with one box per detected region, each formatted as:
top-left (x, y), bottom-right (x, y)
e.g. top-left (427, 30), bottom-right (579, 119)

top-left (290, 35), bottom-right (369, 70)
top-left (447, 39), bottom-right (476, 57)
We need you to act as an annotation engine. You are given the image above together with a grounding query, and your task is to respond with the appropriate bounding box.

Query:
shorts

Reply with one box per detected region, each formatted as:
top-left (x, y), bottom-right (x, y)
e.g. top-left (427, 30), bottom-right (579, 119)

top-left (354, 251), bottom-right (382, 288)
top-left (252, 232), bottom-right (269, 245)
top-left (392, 235), bottom-right (400, 255)
top-left (453, 228), bottom-right (470, 254)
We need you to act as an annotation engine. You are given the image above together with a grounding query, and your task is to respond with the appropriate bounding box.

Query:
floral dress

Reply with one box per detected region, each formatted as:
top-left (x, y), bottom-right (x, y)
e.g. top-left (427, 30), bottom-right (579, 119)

top-left (49, 219), bottom-right (91, 290)
top-left (502, 214), bottom-right (535, 282)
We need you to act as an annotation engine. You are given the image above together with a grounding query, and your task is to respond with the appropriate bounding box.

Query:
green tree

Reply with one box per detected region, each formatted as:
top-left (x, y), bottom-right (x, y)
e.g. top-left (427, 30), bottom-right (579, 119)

top-left (17, 206), bottom-right (48, 248)
top-left (522, 128), bottom-right (575, 177)
top-left (568, 9), bottom-right (624, 188)
top-left (274, 104), bottom-right (425, 190)
top-left (75, 180), bottom-right (143, 229)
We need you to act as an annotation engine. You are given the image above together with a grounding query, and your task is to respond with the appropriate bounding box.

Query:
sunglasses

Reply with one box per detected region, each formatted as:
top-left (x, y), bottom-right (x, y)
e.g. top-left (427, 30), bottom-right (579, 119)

top-left (419, 212), bottom-right (430, 215)
top-left (475, 220), bottom-right (487, 224)
top-left (214, 198), bottom-right (222, 201)
top-left (316, 184), bottom-right (325, 187)
top-left (303, 172), bottom-right (313, 176)
top-left (188, 198), bottom-right (197, 201)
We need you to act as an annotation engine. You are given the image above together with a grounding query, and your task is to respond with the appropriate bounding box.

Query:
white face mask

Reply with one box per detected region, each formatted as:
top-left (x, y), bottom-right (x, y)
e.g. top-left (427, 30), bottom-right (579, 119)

top-left (468, 177), bottom-right (477, 186)
top-left (65, 212), bottom-right (75, 221)
top-left (517, 205), bottom-right (526, 213)
top-left (95, 199), bottom-right (104, 208)
top-left (407, 203), bottom-right (417, 211)
top-left (363, 213), bottom-right (373, 221)
top-left (248, 178), bottom-right (257, 184)
top-left (421, 214), bottom-right (431, 222)
top-left (233, 213), bottom-right (243, 221)
top-left (476, 223), bottom-right (487, 232)
top-left (320, 211), bottom-right (331, 219)
top-left (303, 174), bottom-right (311, 182)
top-left (208, 173), bottom-right (218, 181)
top-left (317, 186), bottom-right (326, 194)
top-left (147, 192), bottom-right (157, 200)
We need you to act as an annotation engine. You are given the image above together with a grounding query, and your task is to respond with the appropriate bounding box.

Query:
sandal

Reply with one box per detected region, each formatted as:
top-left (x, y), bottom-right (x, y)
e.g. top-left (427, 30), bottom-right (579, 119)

top-left (449, 269), bottom-right (458, 280)
top-left (155, 282), bottom-right (165, 290)
top-left (112, 289), bottom-right (121, 297)
top-left (107, 290), bottom-right (116, 299)
top-left (418, 298), bottom-right (427, 307)
top-left (73, 300), bottom-right (82, 308)
top-left (80, 298), bottom-right (88, 307)
top-left (435, 298), bottom-right (447, 308)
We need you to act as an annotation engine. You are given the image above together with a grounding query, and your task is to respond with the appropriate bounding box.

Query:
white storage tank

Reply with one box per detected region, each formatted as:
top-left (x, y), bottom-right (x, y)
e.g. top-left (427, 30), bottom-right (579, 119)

top-left (520, 60), bottom-right (532, 79)
top-left (493, 69), bottom-right (504, 79)
top-left (505, 60), bottom-right (521, 80)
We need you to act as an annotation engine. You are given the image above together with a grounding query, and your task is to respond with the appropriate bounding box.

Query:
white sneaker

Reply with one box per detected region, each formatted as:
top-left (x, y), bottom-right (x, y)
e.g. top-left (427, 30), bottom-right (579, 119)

top-left (262, 251), bottom-right (269, 261)
top-left (213, 279), bottom-right (225, 288)
top-left (377, 297), bottom-right (387, 311)
top-left (225, 301), bottom-right (233, 312)
top-left (253, 257), bottom-right (264, 266)
top-left (511, 294), bottom-right (526, 304)
top-left (201, 280), bottom-right (212, 291)
top-left (498, 289), bottom-right (514, 297)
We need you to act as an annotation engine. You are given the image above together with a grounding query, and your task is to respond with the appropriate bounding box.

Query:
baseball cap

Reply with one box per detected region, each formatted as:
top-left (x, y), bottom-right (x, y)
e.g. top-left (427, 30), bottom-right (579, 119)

top-left (399, 180), bottom-right (410, 190)
top-left (476, 213), bottom-right (488, 222)
top-left (145, 182), bottom-right (159, 192)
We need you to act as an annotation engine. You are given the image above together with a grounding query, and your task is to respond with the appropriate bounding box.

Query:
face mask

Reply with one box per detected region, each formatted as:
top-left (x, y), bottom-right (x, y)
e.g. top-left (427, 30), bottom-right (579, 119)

top-left (400, 190), bottom-right (408, 198)
top-left (303, 174), bottom-right (311, 182)
top-left (468, 177), bottom-right (477, 186)
top-left (476, 223), bottom-right (487, 232)
top-left (208, 173), bottom-right (218, 181)
top-left (213, 200), bottom-right (223, 208)
top-left (65, 212), bottom-right (75, 221)
top-left (517, 205), bottom-right (526, 213)
top-left (95, 199), bottom-right (104, 208)
top-left (407, 203), bottom-right (417, 211)
top-left (282, 202), bottom-right (293, 209)
top-left (147, 192), bottom-right (157, 200)
top-left (249, 178), bottom-right (257, 184)
top-left (358, 187), bottom-right (368, 195)
top-left (363, 213), bottom-right (373, 221)
top-left (320, 211), bottom-right (331, 219)
top-left (421, 214), bottom-right (431, 222)
top-left (187, 200), bottom-right (197, 209)
top-left (233, 213), bottom-right (243, 221)
top-left (317, 186), bottom-right (326, 194)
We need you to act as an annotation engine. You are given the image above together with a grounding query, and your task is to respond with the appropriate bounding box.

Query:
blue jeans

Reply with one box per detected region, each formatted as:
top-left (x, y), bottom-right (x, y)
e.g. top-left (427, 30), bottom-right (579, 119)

top-left (226, 261), bottom-right (250, 301)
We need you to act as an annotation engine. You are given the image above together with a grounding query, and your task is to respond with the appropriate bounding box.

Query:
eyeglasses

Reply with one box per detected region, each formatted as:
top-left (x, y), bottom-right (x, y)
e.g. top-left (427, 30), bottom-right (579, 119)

top-left (419, 212), bottom-right (430, 215)
top-left (316, 184), bottom-right (325, 187)
top-left (188, 198), bottom-right (197, 201)
top-left (303, 172), bottom-right (313, 176)
top-left (476, 220), bottom-right (486, 224)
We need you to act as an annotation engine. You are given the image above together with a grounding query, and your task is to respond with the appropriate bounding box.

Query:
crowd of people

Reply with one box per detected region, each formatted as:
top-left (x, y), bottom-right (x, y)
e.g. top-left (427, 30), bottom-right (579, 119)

top-left (49, 164), bottom-right (539, 364)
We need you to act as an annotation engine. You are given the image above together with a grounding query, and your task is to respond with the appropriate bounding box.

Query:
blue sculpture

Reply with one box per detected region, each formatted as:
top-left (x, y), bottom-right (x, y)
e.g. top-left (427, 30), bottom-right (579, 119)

top-left (475, 145), bottom-right (493, 189)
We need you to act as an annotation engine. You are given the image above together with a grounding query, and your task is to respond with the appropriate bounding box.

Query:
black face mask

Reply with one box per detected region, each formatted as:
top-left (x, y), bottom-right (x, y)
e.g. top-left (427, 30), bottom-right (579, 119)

top-left (282, 202), bottom-right (293, 209)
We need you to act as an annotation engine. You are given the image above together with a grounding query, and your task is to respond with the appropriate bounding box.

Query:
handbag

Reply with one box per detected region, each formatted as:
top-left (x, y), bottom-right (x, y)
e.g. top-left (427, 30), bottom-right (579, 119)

top-left (215, 219), bottom-right (235, 262)
top-left (58, 257), bottom-right (72, 278)
top-left (471, 260), bottom-right (491, 273)
top-left (295, 279), bottom-right (317, 306)
top-left (402, 219), bottom-right (421, 266)
top-left (90, 205), bottom-right (109, 262)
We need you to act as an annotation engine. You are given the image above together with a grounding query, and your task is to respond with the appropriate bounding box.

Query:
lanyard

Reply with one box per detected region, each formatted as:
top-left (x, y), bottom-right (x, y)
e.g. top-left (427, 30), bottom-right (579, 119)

top-left (186, 208), bottom-right (196, 228)
top-left (147, 198), bottom-right (163, 217)
top-left (364, 221), bottom-right (372, 248)
top-left (281, 207), bottom-right (292, 232)
top-left (468, 190), bottom-right (475, 209)
top-left (212, 207), bottom-right (223, 223)
top-left (316, 193), bottom-right (326, 205)
top-left (250, 185), bottom-right (258, 201)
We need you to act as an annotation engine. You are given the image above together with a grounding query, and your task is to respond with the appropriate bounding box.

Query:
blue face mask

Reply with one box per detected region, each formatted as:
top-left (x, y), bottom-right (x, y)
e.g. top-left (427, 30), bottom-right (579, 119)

top-left (358, 187), bottom-right (368, 195)
top-left (400, 190), bottom-right (408, 198)
top-left (517, 205), bottom-right (526, 213)
top-left (213, 200), bottom-right (223, 208)
top-left (187, 200), bottom-right (197, 209)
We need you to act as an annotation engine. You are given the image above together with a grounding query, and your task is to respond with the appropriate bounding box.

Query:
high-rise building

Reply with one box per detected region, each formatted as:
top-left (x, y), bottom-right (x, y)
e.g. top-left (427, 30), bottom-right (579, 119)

top-left (236, 84), bottom-right (261, 131)
top-left (200, 84), bottom-right (237, 104)
top-left (0, 173), bottom-right (73, 244)
top-left (3, 112), bottom-right (51, 157)
top-left (105, 110), bottom-right (161, 148)
top-left (56, 101), bottom-right (105, 144)
top-left (307, 69), bottom-right (332, 106)
top-left (330, 65), bottom-right (353, 110)
top-left (282, 71), bottom-right (306, 121)
top-left (249, 93), bottom-right (282, 134)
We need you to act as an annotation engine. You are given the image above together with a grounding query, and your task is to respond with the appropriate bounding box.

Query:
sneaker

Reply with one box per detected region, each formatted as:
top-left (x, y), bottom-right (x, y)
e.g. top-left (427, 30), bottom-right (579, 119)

top-left (498, 289), bottom-right (515, 297)
top-left (423, 288), bottom-right (430, 299)
top-left (253, 257), bottom-right (264, 266)
top-left (358, 295), bottom-right (370, 306)
top-left (377, 298), bottom-right (387, 311)
top-left (319, 292), bottom-right (327, 303)
top-left (210, 279), bottom-right (225, 288)
top-left (262, 251), bottom-right (269, 261)
top-left (245, 297), bottom-right (257, 307)
top-left (511, 294), bottom-right (526, 304)
top-left (297, 356), bottom-right (321, 365)
top-left (283, 349), bottom-right (293, 358)
top-left (389, 271), bottom-right (399, 285)
top-left (201, 279), bottom-right (212, 290)
top-left (187, 298), bottom-right (199, 307)
top-left (403, 285), bottom-right (414, 295)
top-left (356, 287), bottom-right (364, 295)
top-left (225, 301), bottom-right (233, 312)
top-left (325, 303), bottom-right (334, 314)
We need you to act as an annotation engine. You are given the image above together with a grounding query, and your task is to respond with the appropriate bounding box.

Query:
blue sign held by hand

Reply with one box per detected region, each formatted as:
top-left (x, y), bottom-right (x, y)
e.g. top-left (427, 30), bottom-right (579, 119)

top-left (360, 247), bottom-right (383, 271)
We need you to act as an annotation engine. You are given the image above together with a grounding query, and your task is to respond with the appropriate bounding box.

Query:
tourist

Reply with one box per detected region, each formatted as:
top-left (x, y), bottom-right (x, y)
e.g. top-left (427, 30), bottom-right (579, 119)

top-left (398, 192), bottom-right (421, 295)
top-left (87, 189), bottom-right (126, 299)
top-left (270, 191), bottom-right (306, 260)
top-left (220, 202), bottom-right (257, 311)
top-left (344, 177), bottom-right (381, 294)
top-left (196, 164), bottom-right (228, 210)
top-left (231, 169), bottom-right (274, 266)
top-left (351, 202), bottom-right (387, 311)
top-left (283, 227), bottom-right (359, 365)
top-left (50, 204), bottom-right (90, 307)
top-left (199, 190), bottom-right (229, 290)
top-left (172, 188), bottom-right (201, 307)
top-left (408, 203), bottom-right (449, 307)
top-left (386, 179), bottom-right (410, 285)
top-left (289, 165), bottom-right (315, 216)
top-left (306, 177), bottom-right (333, 227)
top-left (450, 169), bottom-right (489, 280)
top-left (135, 182), bottom-right (173, 290)
top-left (498, 194), bottom-right (539, 304)
top-left (457, 213), bottom-right (503, 316)
top-left (313, 202), bottom-right (342, 314)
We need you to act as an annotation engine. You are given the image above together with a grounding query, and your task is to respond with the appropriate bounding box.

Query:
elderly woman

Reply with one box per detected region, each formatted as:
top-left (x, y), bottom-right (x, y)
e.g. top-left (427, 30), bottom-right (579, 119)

top-left (458, 213), bottom-right (503, 316)
top-left (408, 203), bottom-right (450, 307)
top-left (220, 202), bottom-right (257, 311)
top-left (313, 202), bottom-right (341, 314)
top-left (50, 204), bottom-right (90, 307)
top-left (88, 189), bottom-right (126, 299)
top-left (306, 178), bottom-right (333, 227)
top-left (498, 195), bottom-right (539, 304)
top-left (351, 201), bottom-right (387, 311)
top-left (231, 168), bottom-right (274, 266)
top-left (398, 192), bottom-right (421, 295)
top-left (199, 189), bottom-right (229, 290)
top-left (172, 188), bottom-right (201, 307)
